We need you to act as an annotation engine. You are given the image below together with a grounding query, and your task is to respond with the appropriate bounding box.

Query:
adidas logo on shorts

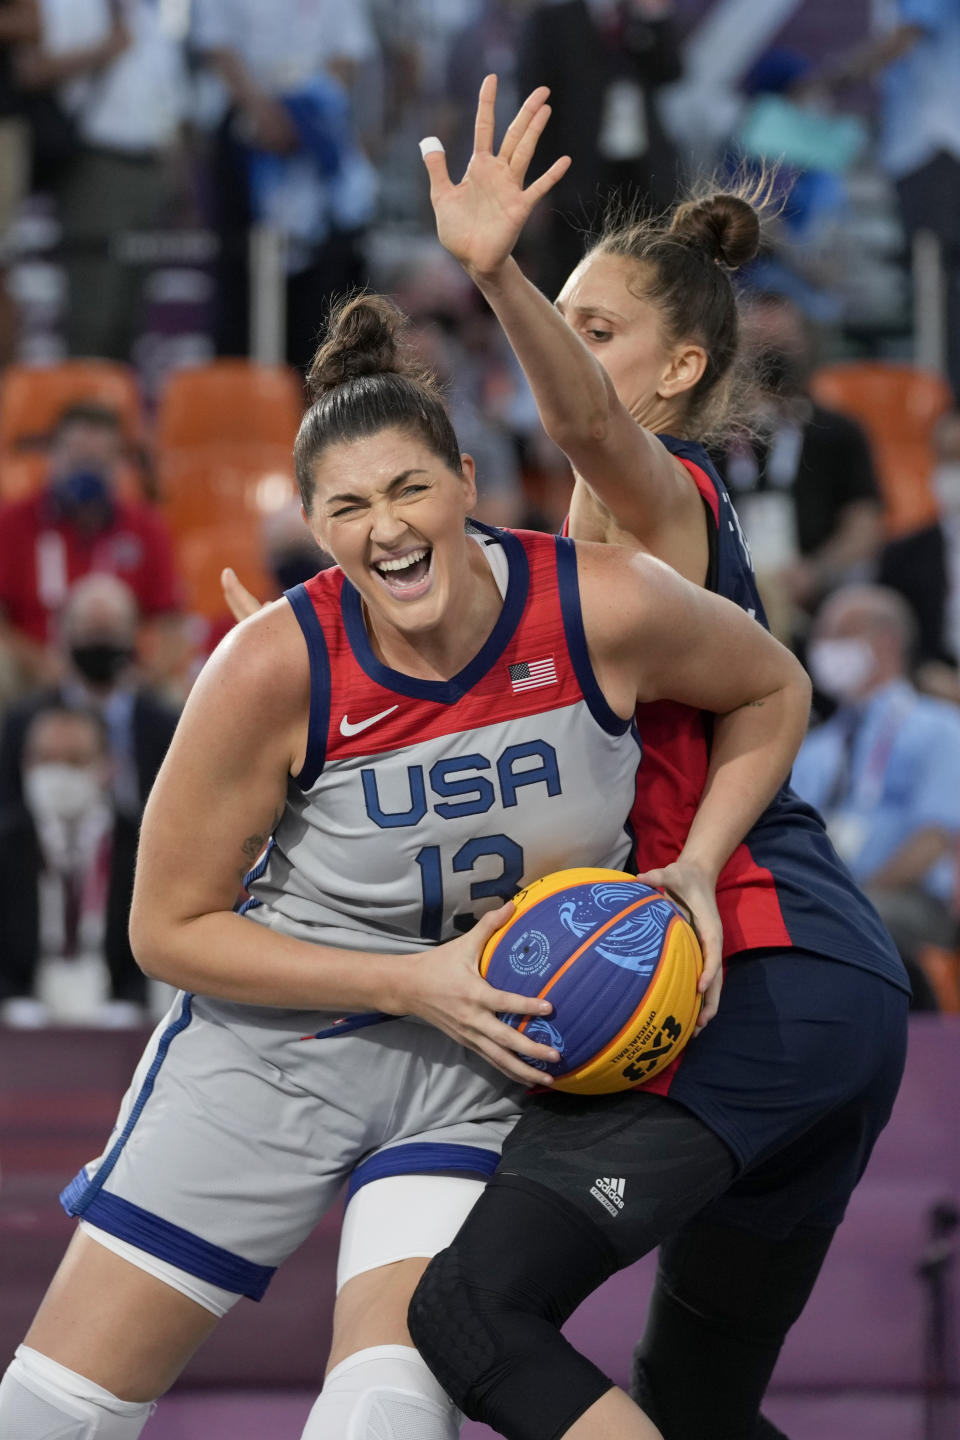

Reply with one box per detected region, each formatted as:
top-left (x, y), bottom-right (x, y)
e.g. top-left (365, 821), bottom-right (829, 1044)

top-left (589, 1176), bottom-right (626, 1216)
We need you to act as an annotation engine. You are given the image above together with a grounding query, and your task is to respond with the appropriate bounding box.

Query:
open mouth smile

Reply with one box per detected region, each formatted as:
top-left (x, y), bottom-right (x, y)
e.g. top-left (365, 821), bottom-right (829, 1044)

top-left (371, 546), bottom-right (434, 599)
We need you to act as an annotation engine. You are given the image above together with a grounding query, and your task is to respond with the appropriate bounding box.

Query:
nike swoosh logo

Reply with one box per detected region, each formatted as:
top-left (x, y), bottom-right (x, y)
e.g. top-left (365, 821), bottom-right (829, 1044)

top-left (339, 705), bottom-right (399, 737)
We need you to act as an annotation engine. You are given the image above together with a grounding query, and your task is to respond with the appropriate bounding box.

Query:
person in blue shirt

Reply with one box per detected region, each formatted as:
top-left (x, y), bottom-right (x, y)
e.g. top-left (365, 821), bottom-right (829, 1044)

top-left (821, 0), bottom-right (960, 399)
top-left (794, 583), bottom-right (960, 1002)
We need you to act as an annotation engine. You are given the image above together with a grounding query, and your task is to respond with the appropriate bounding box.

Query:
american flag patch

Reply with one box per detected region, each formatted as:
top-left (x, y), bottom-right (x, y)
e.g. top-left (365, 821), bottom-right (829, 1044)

top-left (509, 656), bottom-right (557, 692)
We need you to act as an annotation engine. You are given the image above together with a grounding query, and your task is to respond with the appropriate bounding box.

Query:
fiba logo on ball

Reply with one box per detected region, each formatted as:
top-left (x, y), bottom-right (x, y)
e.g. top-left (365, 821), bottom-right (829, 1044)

top-left (508, 928), bottom-right (551, 976)
top-left (524, 1017), bottom-right (565, 1070)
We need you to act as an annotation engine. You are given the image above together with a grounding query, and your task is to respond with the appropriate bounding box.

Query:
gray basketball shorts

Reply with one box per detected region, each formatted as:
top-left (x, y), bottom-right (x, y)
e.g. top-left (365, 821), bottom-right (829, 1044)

top-left (60, 992), bottom-right (522, 1300)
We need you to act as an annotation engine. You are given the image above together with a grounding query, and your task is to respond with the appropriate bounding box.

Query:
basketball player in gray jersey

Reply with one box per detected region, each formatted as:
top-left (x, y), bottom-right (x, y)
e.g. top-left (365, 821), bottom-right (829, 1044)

top-left (0, 293), bottom-right (811, 1440)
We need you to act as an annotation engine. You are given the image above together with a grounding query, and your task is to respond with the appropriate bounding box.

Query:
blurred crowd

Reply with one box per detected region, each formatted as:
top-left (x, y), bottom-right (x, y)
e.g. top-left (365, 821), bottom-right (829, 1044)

top-left (1, 0), bottom-right (960, 1024)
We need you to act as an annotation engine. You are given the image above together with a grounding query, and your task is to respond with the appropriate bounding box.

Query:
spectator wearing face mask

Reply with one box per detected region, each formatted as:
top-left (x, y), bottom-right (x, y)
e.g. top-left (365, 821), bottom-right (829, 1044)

top-left (0, 401), bottom-right (182, 693)
top-left (0, 572), bottom-right (179, 819)
top-left (792, 583), bottom-right (960, 1008)
top-left (0, 704), bottom-right (144, 1026)
top-left (714, 292), bottom-right (885, 645)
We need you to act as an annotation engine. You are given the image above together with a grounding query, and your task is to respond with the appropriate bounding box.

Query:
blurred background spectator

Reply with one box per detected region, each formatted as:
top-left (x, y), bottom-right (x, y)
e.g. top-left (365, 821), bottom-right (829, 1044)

top-left (822, 0), bottom-right (960, 400)
top-left (792, 584), bottom-right (960, 1010)
top-left (517, 0), bottom-right (684, 300)
top-left (17, 0), bottom-right (190, 362)
top-left (191, 0), bottom-right (378, 372)
top-left (0, 571), bottom-right (178, 818)
top-left (0, 0), bottom-right (37, 366)
top-left (716, 290), bottom-right (884, 645)
top-left (0, 702), bottom-right (144, 1026)
top-left (0, 399), bottom-right (181, 695)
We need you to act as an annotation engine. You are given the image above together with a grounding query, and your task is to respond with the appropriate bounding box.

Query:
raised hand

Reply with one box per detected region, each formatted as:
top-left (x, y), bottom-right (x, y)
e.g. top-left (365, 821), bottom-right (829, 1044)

top-left (420, 73), bottom-right (570, 281)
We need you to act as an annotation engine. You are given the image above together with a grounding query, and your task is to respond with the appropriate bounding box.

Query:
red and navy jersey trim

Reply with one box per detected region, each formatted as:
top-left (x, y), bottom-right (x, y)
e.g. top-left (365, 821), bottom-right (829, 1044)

top-left (286, 581), bottom-right (333, 790)
top-left (555, 535), bottom-right (631, 736)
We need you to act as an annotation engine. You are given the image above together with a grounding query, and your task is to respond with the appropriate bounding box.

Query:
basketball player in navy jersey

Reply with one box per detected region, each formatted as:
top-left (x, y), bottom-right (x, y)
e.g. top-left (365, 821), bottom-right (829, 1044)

top-left (406, 80), bottom-right (911, 1440)
top-left (0, 292), bottom-right (812, 1440)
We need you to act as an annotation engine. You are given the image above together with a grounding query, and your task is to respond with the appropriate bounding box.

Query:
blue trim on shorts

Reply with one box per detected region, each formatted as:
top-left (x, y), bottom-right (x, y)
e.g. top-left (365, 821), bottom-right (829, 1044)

top-left (346, 1142), bottom-right (500, 1202)
top-left (285, 582), bottom-right (331, 790)
top-left (300, 1011), bottom-right (393, 1040)
top-left (66, 1190), bottom-right (276, 1300)
top-left (237, 896), bottom-right (263, 915)
top-left (59, 993), bottom-right (194, 1215)
top-left (555, 536), bottom-right (631, 735)
top-left (240, 836), bottom-right (275, 895)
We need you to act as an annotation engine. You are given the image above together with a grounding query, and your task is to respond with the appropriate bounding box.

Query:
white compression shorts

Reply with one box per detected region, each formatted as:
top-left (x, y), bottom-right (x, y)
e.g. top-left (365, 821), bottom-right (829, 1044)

top-left (80, 1173), bottom-right (486, 1314)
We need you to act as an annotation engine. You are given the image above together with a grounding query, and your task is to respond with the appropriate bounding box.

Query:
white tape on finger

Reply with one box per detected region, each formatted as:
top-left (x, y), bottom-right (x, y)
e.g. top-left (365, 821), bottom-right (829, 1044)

top-left (419, 136), bottom-right (445, 158)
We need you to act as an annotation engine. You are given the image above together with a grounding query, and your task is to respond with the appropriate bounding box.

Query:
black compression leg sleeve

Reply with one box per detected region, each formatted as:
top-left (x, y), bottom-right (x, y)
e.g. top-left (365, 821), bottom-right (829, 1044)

top-left (409, 1173), bottom-right (620, 1440)
top-left (630, 1218), bottom-right (835, 1440)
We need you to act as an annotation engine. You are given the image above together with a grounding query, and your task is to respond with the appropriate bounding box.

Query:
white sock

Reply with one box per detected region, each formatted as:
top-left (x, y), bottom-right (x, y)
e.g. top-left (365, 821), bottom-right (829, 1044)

top-left (0, 1345), bottom-right (154, 1439)
top-left (301, 1344), bottom-right (461, 1439)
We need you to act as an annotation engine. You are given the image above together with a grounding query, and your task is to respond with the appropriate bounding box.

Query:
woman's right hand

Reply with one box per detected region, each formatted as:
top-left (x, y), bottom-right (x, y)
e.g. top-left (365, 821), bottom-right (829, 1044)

top-left (400, 902), bottom-right (560, 1086)
top-left (421, 74), bottom-right (570, 281)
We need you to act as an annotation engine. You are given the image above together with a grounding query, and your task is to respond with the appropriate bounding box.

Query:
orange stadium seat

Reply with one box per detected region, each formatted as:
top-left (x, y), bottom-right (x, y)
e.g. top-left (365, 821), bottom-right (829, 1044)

top-left (174, 522), bottom-right (278, 622)
top-left (809, 362), bottom-right (952, 538)
top-left (0, 360), bottom-right (144, 452)
top-left (159, 444), bottom-right (298, 537)
top-left (156, 360), bottom-right (304, 454)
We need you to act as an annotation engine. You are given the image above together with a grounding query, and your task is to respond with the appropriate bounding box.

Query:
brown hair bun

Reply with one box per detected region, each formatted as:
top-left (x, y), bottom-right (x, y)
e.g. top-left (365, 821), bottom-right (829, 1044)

top-left (669, 193), bottom-right (761, 271)
top-left (307, 293), bottom-right (414, 399)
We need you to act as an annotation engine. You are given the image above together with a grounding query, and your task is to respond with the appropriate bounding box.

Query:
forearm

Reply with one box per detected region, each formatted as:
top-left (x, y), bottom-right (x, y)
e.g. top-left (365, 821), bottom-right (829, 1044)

top-left (865, 827), bottom-right (953, 889)
top-left (677, 681), bottom-right (811, 879)
top-left (18, 39), bottom-right (119, 88)
top-left (470, 258), bottom-right (614, 443)
top-left (133, 906), bottom-right (418, 1014)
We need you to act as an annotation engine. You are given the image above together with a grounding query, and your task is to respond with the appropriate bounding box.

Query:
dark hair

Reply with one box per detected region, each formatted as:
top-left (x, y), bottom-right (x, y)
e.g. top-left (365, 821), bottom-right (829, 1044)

top-left (592, 179), bottom-right (772, 440)
top-left (294, 293), bottom-right (462, 510)
top-left (55, 402), bottom-right (122, 435)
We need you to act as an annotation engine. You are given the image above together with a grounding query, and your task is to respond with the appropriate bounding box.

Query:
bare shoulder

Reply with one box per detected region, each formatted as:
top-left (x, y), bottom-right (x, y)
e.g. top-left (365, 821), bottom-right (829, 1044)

top-left (573, 538), bottom-right (675, 643)
top-left (184, 596), bottom-right (311, 735)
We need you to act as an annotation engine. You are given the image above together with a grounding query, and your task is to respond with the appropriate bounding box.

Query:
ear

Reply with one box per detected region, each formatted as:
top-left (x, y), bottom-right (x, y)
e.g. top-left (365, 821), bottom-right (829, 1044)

top-left (459, 452), bottom-right (478, 510)
top-left (657, 344), bottom-right (708, 400)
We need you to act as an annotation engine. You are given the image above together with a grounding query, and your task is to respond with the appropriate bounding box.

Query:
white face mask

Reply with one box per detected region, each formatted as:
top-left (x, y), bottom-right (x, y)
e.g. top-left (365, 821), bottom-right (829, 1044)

top-left (933, 462), bottom-right (960, 516)
top-left (23, 763), bottom-right (104, 824)
top-left (807, 637), bottom-right (876, 703)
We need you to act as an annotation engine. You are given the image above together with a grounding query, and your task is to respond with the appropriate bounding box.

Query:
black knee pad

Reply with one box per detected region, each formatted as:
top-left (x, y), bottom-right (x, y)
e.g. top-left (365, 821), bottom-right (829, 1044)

top-left (409, 1174), bottom-right (616, 1440)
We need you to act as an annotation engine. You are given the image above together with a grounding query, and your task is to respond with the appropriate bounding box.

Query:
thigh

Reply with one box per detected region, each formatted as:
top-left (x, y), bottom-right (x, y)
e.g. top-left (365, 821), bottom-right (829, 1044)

top-left (498, 1088), bottom-right (737, 1269)
top-left (24, 1228), bottom-right (219, 1401)
top-left (61, 995), bottom-right (364, 1300)
top-left (327, 1258), bottom-right (431, 1374)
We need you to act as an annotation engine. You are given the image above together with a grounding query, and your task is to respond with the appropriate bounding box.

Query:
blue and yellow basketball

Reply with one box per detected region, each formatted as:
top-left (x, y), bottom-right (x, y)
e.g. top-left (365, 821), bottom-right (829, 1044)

top-left (479, 867), bottom-right (703, 1094)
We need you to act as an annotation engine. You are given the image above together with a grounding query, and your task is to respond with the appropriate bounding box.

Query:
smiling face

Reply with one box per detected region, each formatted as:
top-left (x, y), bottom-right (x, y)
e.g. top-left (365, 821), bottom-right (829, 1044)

top-left (306, 426), bottom-right (478, 640)
top-left (556, 251), bottom-right (707, 429)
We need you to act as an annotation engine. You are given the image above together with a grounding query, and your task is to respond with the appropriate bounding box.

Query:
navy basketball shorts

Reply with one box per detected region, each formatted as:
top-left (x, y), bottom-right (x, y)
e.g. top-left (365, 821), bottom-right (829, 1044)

top-left (496, 949), bottom-right (909, 1263)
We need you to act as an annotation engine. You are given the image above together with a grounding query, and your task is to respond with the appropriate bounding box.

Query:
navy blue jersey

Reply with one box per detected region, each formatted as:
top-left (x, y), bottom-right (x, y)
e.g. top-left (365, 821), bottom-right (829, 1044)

top-left (627, 435), bottom-right (908, 1017)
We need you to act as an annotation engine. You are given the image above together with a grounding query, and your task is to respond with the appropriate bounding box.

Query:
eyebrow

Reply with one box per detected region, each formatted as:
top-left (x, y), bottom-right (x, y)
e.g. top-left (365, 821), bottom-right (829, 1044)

top-left (325, 469), bottom-right (428, 507)
top-left (555, 300), bottom-right (627, 323)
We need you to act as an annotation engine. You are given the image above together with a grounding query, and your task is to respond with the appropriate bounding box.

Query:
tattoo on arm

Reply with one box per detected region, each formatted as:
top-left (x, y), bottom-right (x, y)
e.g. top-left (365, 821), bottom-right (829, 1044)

top-left (239, 808), bottom-right (285, 862)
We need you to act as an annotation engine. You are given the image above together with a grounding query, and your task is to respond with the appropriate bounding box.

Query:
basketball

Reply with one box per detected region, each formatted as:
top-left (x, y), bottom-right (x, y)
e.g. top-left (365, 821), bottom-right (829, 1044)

top-left (479, 867), bottom-right (703, 1094)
